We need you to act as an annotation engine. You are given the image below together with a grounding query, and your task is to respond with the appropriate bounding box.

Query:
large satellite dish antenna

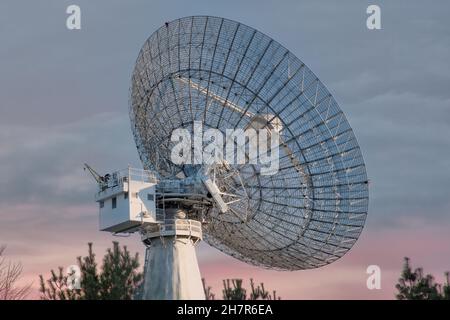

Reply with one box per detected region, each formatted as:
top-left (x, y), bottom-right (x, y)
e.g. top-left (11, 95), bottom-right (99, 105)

top-left (89, 16), bottom-right (368, 300)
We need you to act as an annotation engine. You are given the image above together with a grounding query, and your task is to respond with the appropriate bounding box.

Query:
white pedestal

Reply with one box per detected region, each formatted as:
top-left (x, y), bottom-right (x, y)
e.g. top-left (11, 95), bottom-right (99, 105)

top-left (142, 236), bottom-right (205, 300)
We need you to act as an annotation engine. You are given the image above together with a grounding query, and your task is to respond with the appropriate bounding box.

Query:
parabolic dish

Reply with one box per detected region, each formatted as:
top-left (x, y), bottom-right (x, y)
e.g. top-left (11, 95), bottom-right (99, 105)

top-left (129, 16), bottom-right (369, 270)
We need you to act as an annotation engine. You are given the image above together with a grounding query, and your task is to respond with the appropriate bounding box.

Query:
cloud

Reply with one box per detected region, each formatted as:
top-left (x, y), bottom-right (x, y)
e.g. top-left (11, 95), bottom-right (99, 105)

top-left (0, 112), bottom-right (139, 206)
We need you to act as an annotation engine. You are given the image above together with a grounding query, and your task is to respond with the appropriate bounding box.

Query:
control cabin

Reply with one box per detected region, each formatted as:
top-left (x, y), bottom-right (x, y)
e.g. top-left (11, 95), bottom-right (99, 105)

top-left (94, 168), bottom-right (157, 233)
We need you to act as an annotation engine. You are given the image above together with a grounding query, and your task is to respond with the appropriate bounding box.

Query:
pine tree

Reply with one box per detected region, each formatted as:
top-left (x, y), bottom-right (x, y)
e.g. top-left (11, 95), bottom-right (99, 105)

top-left (98, 242), bottom-right (142, 299)
top-left (395, 257), bottom-right (449, 300)
top-left (77, 243), bottom-right (100, 299)
top-left (222, 279), bottom-right (247, 300)
top-left (219, 278), bottom-right (280, 300)
top-left (39, 267), bottom-right (81, 300)
top-left (39, 242), bottom-right (142, 300)
top-left (249, 278), bottom-right (279, 300)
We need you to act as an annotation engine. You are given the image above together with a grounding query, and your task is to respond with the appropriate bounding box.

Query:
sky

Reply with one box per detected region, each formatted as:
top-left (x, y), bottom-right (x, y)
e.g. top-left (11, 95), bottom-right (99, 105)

top-left (1, 0), bottom-right (450, 299)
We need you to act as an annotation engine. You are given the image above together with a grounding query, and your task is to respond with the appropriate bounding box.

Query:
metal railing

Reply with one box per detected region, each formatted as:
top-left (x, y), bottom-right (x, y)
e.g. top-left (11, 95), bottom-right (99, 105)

top-left (98, 167), bottom-right (158, 192)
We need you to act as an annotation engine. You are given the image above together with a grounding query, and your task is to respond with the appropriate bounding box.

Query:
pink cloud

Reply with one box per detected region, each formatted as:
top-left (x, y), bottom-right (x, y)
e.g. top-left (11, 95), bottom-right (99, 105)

top-left (4, 204), bottom-right (450, 300)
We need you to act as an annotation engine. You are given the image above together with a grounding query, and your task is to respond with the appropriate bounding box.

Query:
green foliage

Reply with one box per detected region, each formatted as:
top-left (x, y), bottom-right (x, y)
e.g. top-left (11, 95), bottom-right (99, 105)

top-left (395, 257), bottom-right (450, 300)
top-left (39, 242), bottom-right (142, 300)
top-left (202, 278), bottom-right (215, 300)
top-left (77, 243), bottom-right (99, 300)
top-left (203, 278), bottom-right (280, 300)
top-left (39, 267), bottom-right (81, 300)
top-left (98, 242), bottom-right (142, 299)
top-left (223, 279), bottom-right (246, 300)
top-left (249, 278), bottom-right (279, 300)
top-left (443, 272), bottom-right (450, 300)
